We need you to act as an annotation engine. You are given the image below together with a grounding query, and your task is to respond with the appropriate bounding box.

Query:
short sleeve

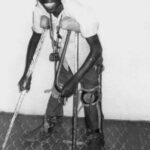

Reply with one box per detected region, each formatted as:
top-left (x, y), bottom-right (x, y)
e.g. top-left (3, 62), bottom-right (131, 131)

top-left (32, 3), bottom-right (48, 33)
top-left (76, 5), bottom-right (99, 38)
top-left (79, 16), bottom-right (99, 38)
top-left (63, 0), bottom-right (99, 38)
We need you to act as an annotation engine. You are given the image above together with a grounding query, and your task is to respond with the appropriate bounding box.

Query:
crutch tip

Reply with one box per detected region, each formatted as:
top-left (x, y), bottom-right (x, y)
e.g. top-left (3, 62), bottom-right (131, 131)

top-left (2, 144), bottom-right (5, 150)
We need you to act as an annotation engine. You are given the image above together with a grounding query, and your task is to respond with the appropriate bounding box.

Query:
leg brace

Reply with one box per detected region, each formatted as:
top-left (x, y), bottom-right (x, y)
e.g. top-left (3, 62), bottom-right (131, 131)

top-left (80, 65), bottom-right (104, 132)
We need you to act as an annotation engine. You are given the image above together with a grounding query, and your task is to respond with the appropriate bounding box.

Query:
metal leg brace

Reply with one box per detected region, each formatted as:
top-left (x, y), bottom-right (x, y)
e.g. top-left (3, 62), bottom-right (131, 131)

top-left (97, 65), bottom-right (104, 134)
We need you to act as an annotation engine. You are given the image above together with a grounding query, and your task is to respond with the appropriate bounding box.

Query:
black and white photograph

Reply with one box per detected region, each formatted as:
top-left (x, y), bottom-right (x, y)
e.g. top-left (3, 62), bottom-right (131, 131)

top-left (0, 0), bottom-right (150, 150)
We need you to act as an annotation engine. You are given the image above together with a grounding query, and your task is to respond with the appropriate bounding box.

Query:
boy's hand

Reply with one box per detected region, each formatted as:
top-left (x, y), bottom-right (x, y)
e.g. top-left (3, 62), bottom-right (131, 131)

top-left (18, 75), bottom-right (32, 92)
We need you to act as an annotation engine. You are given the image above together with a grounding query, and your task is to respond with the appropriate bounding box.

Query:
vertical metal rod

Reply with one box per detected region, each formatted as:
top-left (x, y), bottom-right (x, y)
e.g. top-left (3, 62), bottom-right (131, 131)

top-left (55, 30), bottom-right (71, 89)
top-left (97, 65), bottom-right (104, 133)
top-left (72, 90), bottom-right (78, 150)
top-left (72, 32), bottom-right (80, 150)
top-left (49, 14), bottom-right (55, 51)
top-left (49, 14), bottom-right (57, 75)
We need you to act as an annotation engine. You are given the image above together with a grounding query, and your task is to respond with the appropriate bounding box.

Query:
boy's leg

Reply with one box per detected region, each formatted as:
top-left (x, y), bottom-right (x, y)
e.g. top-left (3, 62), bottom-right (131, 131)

top-left (23, 66), bottom-right (73, 142)
top-left (81, 63), bottom-right (105, 149)
top-left (45, 66), bottom-right (73, 118)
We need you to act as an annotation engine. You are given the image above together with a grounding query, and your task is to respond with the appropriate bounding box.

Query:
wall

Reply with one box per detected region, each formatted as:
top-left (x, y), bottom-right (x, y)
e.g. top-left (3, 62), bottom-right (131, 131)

top-left (0, 0), bottom-right (150, 121)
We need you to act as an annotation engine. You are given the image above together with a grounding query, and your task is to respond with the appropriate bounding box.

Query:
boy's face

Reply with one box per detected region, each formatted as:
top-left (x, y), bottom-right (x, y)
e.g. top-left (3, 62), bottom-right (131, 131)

top-left (39, 0), bottom-right (61, 13)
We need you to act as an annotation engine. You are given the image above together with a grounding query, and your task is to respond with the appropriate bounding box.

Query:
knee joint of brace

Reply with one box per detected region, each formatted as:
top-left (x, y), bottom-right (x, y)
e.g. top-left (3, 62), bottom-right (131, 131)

top-left (81, 89), bottom-right (99, 106)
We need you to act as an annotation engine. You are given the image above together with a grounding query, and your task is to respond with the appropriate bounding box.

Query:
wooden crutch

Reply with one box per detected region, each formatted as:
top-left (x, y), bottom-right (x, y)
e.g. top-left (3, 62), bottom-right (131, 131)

top-left (58, 16), bottom-right (81, 150)
top-left (2, 29), bottom-right (48, 150)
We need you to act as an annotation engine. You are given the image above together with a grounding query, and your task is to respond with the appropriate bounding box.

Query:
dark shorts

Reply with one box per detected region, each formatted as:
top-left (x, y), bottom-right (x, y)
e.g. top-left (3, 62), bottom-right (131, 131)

top-left (58, 62), bottom-right (100, 90)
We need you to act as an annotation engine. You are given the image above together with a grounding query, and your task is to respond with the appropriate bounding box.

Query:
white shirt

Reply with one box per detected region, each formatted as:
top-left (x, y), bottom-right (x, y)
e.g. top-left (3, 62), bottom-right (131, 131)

top-left (32, 1), bottom-right (99, 73)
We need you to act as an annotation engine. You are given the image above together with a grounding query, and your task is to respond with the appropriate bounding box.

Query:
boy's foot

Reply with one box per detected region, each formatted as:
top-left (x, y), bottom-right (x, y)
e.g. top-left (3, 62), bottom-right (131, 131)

top-left (85, 129), bottom-right (105, 150)
top-left (23, 117), bottom-right (61, 142)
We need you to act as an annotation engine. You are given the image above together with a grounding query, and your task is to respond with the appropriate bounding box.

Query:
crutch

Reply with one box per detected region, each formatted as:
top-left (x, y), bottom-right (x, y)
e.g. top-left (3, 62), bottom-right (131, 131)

top-left (54, 30), bottom-right (80, 150)
top-left (2, 29), bottom-right (48, 150)
top-left (57, 17), bottom-right (81, 149)
top-left (44, 30), bottom-right (71, 126)
top-left (72, 32), bottom-right (80, 150)
top-left (55, 30), bottom-right (71, 88)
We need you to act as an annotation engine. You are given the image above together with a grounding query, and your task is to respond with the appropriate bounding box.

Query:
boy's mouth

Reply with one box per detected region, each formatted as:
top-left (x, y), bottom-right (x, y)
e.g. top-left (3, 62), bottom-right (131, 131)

top-left (44, 2), bottom-right (56, 9)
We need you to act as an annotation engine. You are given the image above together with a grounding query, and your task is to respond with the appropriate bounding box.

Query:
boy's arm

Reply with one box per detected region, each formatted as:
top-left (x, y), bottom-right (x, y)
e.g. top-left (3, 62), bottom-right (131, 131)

top-left (18, 32), bottom-right (42, 91)
top-left (24, 32), bottom-right (42, 75)
top-left (61, 34), bottom-right (103, 97)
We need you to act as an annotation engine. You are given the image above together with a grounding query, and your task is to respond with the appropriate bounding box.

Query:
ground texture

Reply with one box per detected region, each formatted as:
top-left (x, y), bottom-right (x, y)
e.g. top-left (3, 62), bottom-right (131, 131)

top-left (0, 112), bottom-right (150, 150)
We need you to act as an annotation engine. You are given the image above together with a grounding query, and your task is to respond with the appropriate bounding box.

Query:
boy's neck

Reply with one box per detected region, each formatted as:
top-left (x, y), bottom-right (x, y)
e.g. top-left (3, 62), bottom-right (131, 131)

top-left (52, 3), bottom-right (64, 17)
